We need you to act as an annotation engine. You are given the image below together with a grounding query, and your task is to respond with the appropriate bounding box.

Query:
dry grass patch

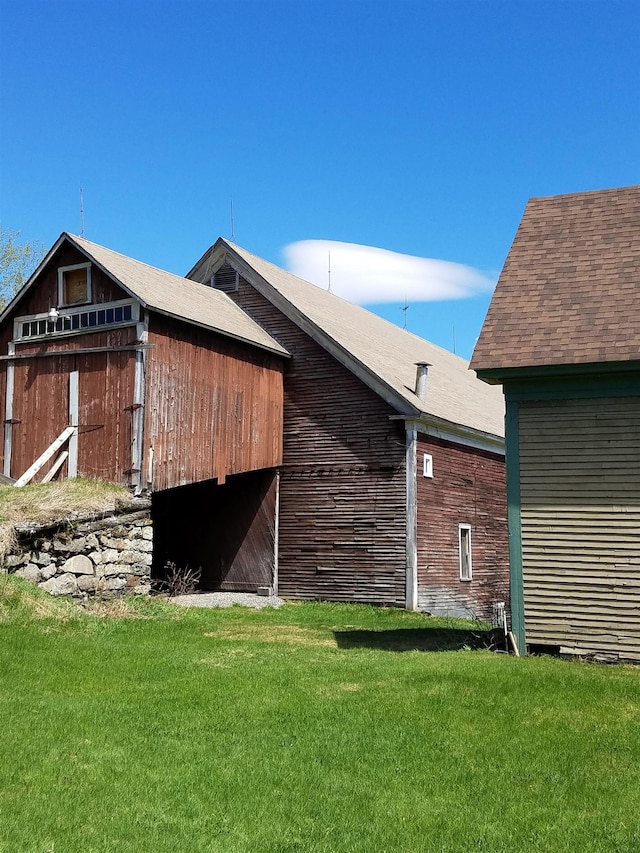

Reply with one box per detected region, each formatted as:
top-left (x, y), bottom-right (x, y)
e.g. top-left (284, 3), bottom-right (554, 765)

top-left (0, 478), bottom-right (131, 559)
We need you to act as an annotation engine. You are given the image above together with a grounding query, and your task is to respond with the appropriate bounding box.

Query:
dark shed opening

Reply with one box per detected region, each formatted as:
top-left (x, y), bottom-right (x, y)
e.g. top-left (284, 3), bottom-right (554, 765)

top-left (151, 468), bottom-right (278, 591)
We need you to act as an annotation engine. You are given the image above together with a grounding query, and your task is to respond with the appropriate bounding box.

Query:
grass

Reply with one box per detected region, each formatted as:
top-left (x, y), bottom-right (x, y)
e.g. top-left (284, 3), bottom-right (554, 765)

top-left (1, 576), bottom-right (640, 853)
top-left (0, 478), bottom-right (133, 558)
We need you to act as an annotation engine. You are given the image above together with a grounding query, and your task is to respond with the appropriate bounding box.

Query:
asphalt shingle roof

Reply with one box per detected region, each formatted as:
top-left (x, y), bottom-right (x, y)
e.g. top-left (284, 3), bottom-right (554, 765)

top-left (471, 185), bottom-right (640, 372)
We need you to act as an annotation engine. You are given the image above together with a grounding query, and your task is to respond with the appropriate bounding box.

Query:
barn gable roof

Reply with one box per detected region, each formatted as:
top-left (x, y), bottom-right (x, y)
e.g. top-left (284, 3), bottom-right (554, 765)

top-left (1, 233), bottom-right (289, 358)
top-left (471, 185), bottom-right (640, 373)
top-left (188, 239), bottom-right (505, 442)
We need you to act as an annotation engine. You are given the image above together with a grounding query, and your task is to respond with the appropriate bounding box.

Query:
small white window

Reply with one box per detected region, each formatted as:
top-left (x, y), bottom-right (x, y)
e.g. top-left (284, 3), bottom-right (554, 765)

top-left (58, 263), bottom-right (91, 306)
top-left (459, 524), bottom-right (472, 581)
top-left (423, 453), bottom-right (433, 478)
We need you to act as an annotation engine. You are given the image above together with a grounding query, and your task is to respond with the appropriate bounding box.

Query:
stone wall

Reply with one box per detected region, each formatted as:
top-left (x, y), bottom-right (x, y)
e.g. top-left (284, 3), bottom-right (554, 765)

top-left (4, 500), bottom-right (153, 599)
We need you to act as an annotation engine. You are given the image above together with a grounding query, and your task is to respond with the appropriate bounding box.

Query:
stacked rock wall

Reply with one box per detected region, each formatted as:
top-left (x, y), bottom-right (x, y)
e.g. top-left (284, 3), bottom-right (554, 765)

top-left (5, 502), bottom-right (153, 598)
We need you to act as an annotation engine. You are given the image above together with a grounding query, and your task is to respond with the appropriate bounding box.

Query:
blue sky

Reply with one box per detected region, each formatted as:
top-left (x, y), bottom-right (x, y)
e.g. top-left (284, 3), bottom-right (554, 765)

top-left (1, 0), bottom-right (638, 358)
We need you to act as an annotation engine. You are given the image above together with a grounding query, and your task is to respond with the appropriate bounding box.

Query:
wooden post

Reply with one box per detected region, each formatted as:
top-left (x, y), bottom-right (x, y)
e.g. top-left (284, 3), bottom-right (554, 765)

top-left (68, 370), bottom-right (79, 478)
top-left (273, 469), bottom-right (280, 596)
top-left (3, 343), bottom-right (15, 478)
top-left (405, 423), bottom-right (418, 610)
top-left (131, 316), bottom-right (148, 494)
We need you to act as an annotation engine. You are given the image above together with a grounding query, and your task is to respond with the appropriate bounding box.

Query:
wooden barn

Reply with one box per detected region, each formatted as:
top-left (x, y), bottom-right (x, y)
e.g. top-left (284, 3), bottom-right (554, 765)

top-left (0, 233), bottom-right (288, 591)
top-left (187, 239), bottom-right (508, 618)
top-left (0, 232), bottom-right (509, 617)
top-left (471, 185), bottom-right (640, 660)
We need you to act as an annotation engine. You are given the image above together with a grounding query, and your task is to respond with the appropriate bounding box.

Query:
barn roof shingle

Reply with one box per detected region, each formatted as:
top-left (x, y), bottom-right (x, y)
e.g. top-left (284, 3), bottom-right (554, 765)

top-left (471, 185), bottom-right (640, 372)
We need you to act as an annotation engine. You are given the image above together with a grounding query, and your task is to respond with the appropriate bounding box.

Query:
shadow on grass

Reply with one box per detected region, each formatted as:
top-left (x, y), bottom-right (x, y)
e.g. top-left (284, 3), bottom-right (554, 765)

top-left (334, 626), bottom-right (497, 653)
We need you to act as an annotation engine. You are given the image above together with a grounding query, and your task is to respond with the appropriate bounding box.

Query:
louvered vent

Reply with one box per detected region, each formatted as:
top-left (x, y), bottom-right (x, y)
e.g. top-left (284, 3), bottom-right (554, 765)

top-left (210, 263), bottom-right (239, 293)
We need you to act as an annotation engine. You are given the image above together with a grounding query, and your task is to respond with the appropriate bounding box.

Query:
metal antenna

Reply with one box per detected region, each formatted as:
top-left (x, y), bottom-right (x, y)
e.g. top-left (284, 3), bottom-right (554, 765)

top-left (400, 295), bottom-right (408, 329)
top-left (80, 186), bottom-right (85, 237)
top-left (328, 249), bottom-right (332, 292)
top-left (452, 325), bottom-right (457, 354)
top-left (230, 198), bottom-right (235, 241)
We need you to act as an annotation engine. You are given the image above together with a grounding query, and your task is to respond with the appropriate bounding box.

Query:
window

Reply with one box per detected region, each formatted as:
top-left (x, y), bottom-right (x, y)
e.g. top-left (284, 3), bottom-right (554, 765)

top-left (14, 299), bottom-right (138, 341)
top-left (459, 524), bottom-right (472, 581)
top-left (423, 453), bottom-right (433, 478)
top-left (58, 263), bottom-right (91, 306)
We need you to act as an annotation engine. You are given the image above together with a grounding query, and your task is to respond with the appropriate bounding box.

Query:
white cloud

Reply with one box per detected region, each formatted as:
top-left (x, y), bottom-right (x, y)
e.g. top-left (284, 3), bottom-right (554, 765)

top-left (282, 240), bottom-right (495, 304)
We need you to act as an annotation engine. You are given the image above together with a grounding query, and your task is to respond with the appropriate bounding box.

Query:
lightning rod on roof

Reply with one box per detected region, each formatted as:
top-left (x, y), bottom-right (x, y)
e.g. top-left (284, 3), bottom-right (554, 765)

top-left (328, 249), bottom-right (332, 292)
top-left (230, 198), bottom-right (235, 242)
top-left (400, 295), bottom-right (408, 330)
top-left (80, 186), bottom-right (85, 237)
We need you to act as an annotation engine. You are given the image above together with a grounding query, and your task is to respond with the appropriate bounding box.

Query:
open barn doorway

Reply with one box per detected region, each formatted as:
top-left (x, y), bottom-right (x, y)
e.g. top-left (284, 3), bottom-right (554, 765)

top-left (151, 468), bottom-right (278, 592)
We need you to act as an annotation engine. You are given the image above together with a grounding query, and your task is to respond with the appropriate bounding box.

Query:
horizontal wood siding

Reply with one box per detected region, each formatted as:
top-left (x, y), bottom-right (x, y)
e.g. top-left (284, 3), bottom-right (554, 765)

top-left (152, 469), bottom-right (276, 591)
top-left (9, 329), bottom-right (137, 484)
top-left (416, 434), bottom-right (509, 620)
top-left (145, 315), bottom-right (284, 491)
top-left (225, 277), bottom-right (407, 605)
top-left (519, 396), bottom-right (640, 660)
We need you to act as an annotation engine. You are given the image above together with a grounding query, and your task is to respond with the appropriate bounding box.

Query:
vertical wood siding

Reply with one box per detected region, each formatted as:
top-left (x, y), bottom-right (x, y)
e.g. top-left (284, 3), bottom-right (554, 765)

top-left (145, 315), bottom-right (284, 491)
top-left (416, 434), bottom-right (509, 620)
top-left (9, 329), bottom-right (138, 484)
top-left (0, 250), bottom-right (138, 482)
top-left (222, 277), bottom-right (407, 605)
top-left (519, 396), bottom-right (640, 661)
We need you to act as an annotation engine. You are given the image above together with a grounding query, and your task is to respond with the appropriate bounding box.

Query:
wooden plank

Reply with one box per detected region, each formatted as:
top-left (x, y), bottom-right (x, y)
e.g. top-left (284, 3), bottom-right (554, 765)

top-left (42, 450), bottom-right (69, 483)
top-left (14, 426), bottom-right (76, 487)
top-left (0, 344), bottom-right (154, 361)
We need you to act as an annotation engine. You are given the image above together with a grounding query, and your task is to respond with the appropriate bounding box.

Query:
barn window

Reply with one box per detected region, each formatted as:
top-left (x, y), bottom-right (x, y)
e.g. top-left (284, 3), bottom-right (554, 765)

top-left (15, 299), bottom-right (138, 341)
top-left (423, 453), bottom-right (433, 478)
top-left (459, 524), bottom-right (472, 581)
top-left (58, 263), bottom-right (91, 306)
top-left (210, 263), bottom-right (239, 293)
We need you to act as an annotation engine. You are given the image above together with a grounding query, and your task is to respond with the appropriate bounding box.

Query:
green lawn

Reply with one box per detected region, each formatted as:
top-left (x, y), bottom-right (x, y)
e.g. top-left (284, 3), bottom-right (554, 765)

top-left (1, 576), bottom-right (639, 853)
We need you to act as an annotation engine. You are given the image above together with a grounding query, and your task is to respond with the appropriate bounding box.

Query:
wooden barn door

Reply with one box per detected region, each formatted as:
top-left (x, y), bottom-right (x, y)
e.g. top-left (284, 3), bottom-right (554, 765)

top-left (7, 349), bottom-right (137, 486)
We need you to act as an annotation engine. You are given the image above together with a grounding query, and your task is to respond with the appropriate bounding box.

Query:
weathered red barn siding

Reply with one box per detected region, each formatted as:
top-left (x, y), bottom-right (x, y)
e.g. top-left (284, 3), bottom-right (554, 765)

top-left (8, 329), bottom-right (138, 484)
top-left (416, 434), bottom-right (509, 620)
top-left (221, 276), bottom-right (407, 605)
top-left (0, 248), bottom-right (139, 482)
top-left (145, 315), bottom-right (284, 491)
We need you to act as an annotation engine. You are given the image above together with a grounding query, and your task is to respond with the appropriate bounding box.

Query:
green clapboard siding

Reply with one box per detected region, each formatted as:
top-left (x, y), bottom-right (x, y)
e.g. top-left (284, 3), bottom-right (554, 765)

top-left (519, 396), bottom-right (640, 661)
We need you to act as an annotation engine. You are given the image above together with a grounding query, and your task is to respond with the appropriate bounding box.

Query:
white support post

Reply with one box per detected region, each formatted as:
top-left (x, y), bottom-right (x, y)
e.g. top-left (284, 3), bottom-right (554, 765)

top-left (131, 317), bottom-right (148, 494)
top-left (405, 424), bottom-right (418, 610)
top-left (3, 343), bottom-right (15, 478)
top-left (68, 370), bottom-right (79, 479)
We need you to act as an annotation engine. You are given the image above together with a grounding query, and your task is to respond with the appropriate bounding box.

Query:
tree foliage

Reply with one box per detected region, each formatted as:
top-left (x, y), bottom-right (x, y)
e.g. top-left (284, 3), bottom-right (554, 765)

top-left (0, 226), bottom-right (46, 308)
